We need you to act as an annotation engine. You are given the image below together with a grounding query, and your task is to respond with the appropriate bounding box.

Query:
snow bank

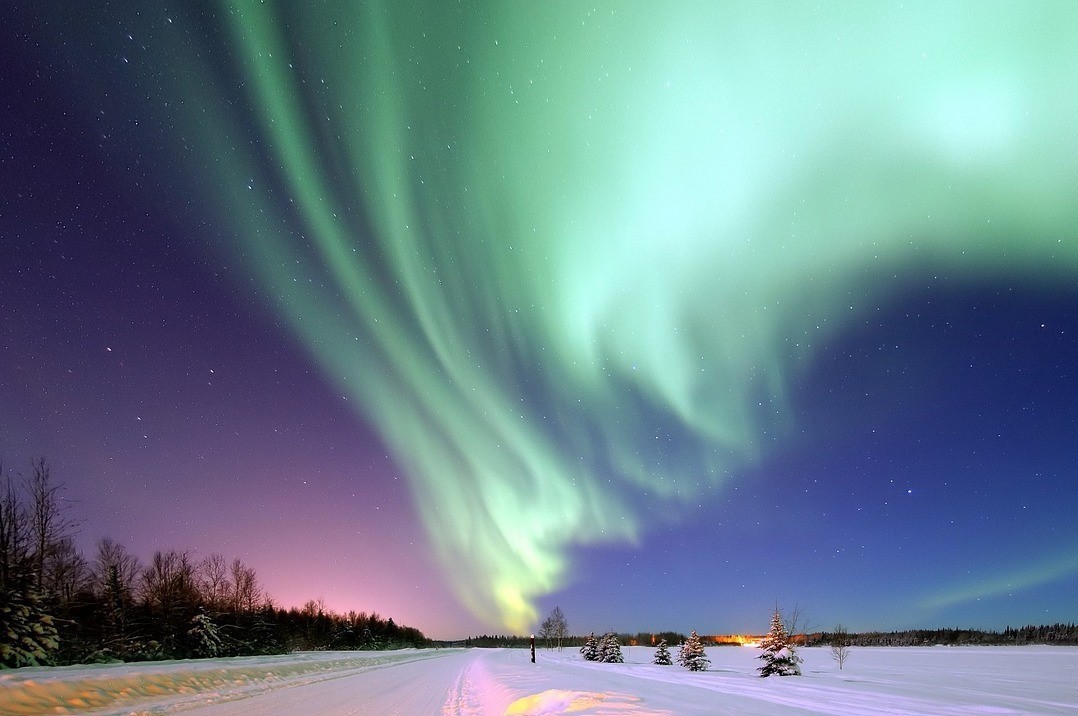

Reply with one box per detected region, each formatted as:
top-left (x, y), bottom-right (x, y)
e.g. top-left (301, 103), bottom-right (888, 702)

top-left (0, 649), bottom-right (448, 715)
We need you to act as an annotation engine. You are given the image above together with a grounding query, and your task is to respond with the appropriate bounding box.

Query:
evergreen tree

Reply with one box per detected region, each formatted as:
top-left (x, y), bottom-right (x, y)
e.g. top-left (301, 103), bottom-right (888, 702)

top-left (361, 626), bottom-right (383, 651)
top-left (580, 632), bottom-right (600, 661)
top-left (0, 586), bottom-right (60, 667)
top-left (653, 638), bottom-right (673, 665)
top-left (678, 631), bottom-right (710, 671)
top-left (599, 632), bottom-right (623, 663)
top-left (758, 608), bottom-right (802, 676)
top-left (187, 610), bottom-right (225, 658)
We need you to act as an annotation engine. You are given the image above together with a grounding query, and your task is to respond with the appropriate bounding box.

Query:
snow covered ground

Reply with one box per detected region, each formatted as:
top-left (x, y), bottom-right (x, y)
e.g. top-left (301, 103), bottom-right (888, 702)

top-left (1, 645), bottom-right (1075, 715)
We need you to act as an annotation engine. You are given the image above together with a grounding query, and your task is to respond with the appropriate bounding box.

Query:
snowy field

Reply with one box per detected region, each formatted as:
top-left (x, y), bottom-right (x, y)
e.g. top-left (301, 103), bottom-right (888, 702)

top-left (1, 645), bottom-right (1076, 715)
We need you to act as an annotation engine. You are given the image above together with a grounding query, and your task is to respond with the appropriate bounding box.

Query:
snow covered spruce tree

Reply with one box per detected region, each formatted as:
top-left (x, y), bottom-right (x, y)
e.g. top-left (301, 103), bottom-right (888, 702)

top-left (675, 635), bottom-right (692, 668)
top-left (0, 586), bottom-right (60, 668)
top-left (188, 610), bottom-right (225, 658)
top-left (580, 632), bottom-right (600, 661)
top-left (599, 632), bottom-right (624, 663)
top-left (653, 638), bottom-right (673, 665)
top-left (758, 608), bottom-right (802, 676)
top-left (677, 631), bottom-right (710, 671)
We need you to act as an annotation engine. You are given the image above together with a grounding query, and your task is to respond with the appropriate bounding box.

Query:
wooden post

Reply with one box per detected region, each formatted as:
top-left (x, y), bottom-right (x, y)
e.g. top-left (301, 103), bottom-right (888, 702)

top-left (530, 634), bottom-right (536, 663)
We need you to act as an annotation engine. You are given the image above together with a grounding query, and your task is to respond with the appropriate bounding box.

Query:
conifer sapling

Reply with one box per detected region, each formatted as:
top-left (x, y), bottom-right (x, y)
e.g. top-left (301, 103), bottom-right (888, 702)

top-left (653, 638), bottom-right (673, 665)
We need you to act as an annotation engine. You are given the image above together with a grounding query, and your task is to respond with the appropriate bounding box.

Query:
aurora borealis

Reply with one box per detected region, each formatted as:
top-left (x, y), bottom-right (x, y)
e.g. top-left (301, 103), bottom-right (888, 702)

top-left (3, 2), bottom-right (1078, 637)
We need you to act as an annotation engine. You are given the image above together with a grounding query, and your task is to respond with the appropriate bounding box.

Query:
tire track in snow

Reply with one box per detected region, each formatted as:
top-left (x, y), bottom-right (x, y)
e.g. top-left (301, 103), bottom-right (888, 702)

top-left (442, 650), bottom-right (515, 715)
top-left (442, 661), bottom-right (482, 715)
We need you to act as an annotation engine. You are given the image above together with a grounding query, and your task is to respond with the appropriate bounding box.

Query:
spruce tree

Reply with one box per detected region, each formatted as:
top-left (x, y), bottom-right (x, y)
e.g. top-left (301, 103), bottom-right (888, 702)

top-left (0, 586), bottom-right (60, 667)
top-left (653, 638), bottom-right (673, 665)
top-left (188, 610), bottom-right (225, 658)
top-left (758, 608), bottom-right (802, 676)
top-left (599, 632), bottom-right (623, 663)
top-left (679, 630), bottom-right (710, 671)
top-left (580, 632), bottom-right (600, 661)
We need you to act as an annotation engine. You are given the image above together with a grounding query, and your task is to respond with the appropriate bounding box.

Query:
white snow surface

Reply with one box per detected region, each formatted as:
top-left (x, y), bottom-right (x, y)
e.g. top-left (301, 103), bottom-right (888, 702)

top-left (1, 645), bottom-right (1076, 715)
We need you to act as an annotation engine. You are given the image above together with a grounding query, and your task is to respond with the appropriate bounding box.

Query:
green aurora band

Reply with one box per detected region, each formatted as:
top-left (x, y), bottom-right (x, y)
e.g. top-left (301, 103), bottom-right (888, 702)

top-left (148, 2), bottom-right (1077, 630)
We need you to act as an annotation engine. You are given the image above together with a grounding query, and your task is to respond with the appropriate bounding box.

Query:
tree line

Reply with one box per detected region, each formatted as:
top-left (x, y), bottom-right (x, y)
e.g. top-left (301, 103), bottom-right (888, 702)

top-left (468, 623), bottom-right (1078, 652)
top-left (0, 458), bottom-right (426, 668)
top-left (810, 624), bottom-right (1078, 647)
top-left (463, 630), bottom-right (691, 650)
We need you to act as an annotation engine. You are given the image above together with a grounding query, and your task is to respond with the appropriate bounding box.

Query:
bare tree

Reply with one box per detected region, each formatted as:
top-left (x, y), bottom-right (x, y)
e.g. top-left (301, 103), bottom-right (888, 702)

top-left (26, 458), bottom-right (78, 593)
top-left (781, 604), bottom-right (815, 648)
top-left (43, 536), bottom-right (91, 604)
top-left (198, 553), bottom-right (231, 610)
top-left (229, 558), bottom-right (263, 613)
top-left (140, 549), bottom-right (198, 612)
top-left (0, 462), bottom-right (29, 590)
top-left (299, 597), bottom-right (330, 649)
top-left (302, 596), bottom-right (327, 618)
top-left (537, 617), bottom-right (553, 648)
top-left (93, 538), bottom-right (141, 600)
top-left (539, 606), bottom-right (569, 650)
top-left (830, 624), bottom-right (851, 669)
top-left (94, 538), bottom-right (142, 642)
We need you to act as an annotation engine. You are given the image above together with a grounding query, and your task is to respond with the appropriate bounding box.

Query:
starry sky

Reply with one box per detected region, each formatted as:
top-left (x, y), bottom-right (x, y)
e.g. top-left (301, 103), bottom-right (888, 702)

top-left (2, 1), bottom-right (1077, 640)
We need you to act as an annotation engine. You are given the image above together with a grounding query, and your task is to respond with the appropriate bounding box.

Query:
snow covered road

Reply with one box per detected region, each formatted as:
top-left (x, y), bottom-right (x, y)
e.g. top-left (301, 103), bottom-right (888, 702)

top-left (176, 648), bottom-right (501, 716)
top-left (1, 646), bottom-right (1076, 715)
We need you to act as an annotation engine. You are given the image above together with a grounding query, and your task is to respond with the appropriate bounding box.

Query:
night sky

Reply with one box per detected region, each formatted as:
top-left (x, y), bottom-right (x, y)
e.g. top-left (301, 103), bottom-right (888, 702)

top-left (2, 2), bottom-right (1077, 640)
